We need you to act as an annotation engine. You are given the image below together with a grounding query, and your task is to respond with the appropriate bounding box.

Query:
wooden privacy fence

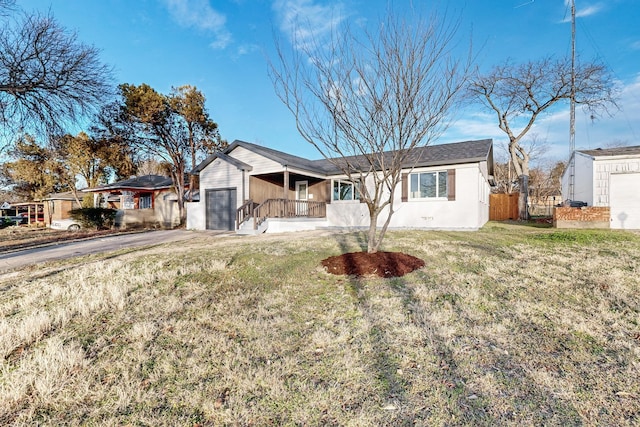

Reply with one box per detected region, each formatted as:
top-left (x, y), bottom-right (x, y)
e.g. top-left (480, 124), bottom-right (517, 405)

top-left (490, 193), bottom-right (519, 220)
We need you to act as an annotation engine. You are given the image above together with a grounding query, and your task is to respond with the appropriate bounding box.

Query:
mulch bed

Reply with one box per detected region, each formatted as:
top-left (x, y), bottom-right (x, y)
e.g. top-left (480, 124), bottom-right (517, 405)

top-left (321, 251), bottom-right (425, 278)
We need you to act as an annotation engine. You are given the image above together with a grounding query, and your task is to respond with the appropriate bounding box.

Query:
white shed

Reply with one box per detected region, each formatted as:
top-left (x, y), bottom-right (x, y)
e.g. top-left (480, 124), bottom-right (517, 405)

top-left (561, 146), bottom-right (640, 229)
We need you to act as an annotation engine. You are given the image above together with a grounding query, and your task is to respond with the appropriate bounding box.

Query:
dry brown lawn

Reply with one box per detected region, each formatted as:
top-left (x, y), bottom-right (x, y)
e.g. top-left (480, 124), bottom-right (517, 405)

top-left (0, 224), bottom-right (639, 425)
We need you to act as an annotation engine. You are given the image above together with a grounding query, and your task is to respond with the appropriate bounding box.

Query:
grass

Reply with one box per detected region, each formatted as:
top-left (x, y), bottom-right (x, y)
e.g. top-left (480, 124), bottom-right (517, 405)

top-left (1, 224), bottom-right (639, 425)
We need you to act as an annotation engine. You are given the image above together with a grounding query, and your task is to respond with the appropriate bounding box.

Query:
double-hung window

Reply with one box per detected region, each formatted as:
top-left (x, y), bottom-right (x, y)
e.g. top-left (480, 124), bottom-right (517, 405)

top-left (139, 193), bottom-right (152, 209)
top-left (333, 179), bottom-right (360, 201)
top-left (410, 171), bottom-right (448, 199)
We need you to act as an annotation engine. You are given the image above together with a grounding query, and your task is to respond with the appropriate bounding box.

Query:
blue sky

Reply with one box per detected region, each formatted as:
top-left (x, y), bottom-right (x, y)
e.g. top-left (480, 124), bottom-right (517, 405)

top-left (18, 0), bottom-right (640, 165)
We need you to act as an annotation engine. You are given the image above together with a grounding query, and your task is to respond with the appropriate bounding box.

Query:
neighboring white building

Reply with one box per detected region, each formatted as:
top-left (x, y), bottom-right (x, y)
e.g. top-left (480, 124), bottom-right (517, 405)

top-left (561, 146), bottom-right (640, 229)
top-left (187, 139), bottom-right (495, 233)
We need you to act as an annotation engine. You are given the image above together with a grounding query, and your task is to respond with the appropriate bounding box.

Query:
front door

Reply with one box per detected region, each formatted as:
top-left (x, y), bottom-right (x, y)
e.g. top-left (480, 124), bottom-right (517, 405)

top-left (295, 181), bottom-right (308, 216)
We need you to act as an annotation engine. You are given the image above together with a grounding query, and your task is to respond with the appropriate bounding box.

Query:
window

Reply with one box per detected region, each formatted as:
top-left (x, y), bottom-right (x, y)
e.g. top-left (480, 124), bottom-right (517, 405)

top-left (139, 193), bottom-right (152, 209)
top-left (410, 171), bottom-right (448, 199)
top-left (333, 179), bottom-right (360, 201)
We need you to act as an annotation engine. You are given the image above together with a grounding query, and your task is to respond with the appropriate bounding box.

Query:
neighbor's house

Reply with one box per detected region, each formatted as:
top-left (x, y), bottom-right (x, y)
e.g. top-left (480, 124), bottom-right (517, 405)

top-left (561, 145), bottom-right (640, 229)
top-left (186, 139), bottom-right (494, 233)
top-left (42, 191), bottom-right (88, 226)
top-left (85, 175), bottom-right (181, 228)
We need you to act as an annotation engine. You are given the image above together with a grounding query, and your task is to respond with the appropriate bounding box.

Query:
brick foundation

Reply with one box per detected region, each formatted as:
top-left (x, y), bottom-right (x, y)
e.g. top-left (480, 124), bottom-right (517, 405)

top-left (553, 206), bottom-right (610, 229)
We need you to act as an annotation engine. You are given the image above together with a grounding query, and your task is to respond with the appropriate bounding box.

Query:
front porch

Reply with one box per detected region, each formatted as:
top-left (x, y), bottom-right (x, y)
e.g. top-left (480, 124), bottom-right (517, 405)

top-left (236, 198), bottom-right (327, 234)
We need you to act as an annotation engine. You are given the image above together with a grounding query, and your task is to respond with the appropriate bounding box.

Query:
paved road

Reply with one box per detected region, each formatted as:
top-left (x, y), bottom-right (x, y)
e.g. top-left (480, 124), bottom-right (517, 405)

top-left (0, 230), bottom-right (223, 273)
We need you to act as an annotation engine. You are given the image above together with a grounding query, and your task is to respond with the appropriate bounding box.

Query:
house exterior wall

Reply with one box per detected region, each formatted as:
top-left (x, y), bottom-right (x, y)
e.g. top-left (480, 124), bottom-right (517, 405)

top-left (154, 191), bottom-right (180, 227)
top-left (44, 199), bottom-right (80, 225)
top-left (610, 172), bottom-right (640, 229)
top-left (250, 176), bottom-right (288, 202)
top-left (249, 176), bottom-right (328, 204)
top-left (325, 162), bottom-right (489, 230)
top-left (232, 146), bottom-right (283, 174)
top-left (185, 201), bottom-right (205, 230)
top-left (562, 152), bottom-right (594, 205)
top-left (187, 156), bottom-right (246, 229)
top-left (190, 146), bottom-right (492, 232)
top-left (592, 157), bottom-right (640, 206)
top-left (563, 152), bottom-right (640, 207)
top-left (116, 189), bottom-right (179, 228)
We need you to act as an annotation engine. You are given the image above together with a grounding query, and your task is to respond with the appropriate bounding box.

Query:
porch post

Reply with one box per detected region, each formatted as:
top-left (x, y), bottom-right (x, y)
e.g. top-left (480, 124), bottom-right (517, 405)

top-left (283, 166), bottom-right (289, 201)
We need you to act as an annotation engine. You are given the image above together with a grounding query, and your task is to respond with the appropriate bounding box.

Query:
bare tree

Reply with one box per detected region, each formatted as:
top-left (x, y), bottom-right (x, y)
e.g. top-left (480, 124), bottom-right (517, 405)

top-left (468, 56), bottom-right (616, 220)
top-left (0, 10), bottom-right (112, 152)
top-left (270, 9), bottom-right (472, 253)
top-left (528, 160), bottom-right (565, 207)
top-left (492, 134), bottom-right (548, 194)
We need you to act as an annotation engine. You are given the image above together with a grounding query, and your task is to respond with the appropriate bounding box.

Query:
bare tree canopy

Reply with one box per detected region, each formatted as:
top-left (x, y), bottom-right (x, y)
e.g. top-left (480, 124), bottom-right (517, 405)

top-left (270, 8), bottom-right (472, 253)
top-left (0, 10), bottom-right (112, 147)
top-left (0, 0), bottom-right (15, 16)
top-left (468, 56), bottom-right (617, 219)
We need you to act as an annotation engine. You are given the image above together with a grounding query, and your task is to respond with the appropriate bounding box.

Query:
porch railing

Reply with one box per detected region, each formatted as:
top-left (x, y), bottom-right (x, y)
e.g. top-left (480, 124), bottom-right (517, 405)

top-left (236, 199), bottom-right (258, 229)
top-left (237, 198), bottom-right (326, 230)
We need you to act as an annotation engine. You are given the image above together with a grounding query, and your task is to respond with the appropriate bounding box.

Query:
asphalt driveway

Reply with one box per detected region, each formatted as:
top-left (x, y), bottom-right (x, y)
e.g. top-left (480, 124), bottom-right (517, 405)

top-left (0, 230), bottom-right (227, 273)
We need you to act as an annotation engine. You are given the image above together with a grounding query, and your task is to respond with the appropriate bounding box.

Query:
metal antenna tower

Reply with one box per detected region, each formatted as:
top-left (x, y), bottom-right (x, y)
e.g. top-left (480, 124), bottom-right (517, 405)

top-left (569, 0), bottom-right (576, 201)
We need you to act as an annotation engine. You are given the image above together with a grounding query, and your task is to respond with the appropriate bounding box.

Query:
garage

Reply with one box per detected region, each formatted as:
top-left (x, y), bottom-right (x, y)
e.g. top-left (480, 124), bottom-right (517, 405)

top-left (610, 173), bottom-right (640, 229)
top-left (205, 188), bottom-right (237, 230)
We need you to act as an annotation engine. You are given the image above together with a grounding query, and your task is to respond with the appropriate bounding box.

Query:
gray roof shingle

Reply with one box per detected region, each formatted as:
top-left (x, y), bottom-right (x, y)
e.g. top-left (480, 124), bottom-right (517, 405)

top-left (578, 145), bottom-right (640, 157)
top-left (85, 175), bottom-right (173, 191)
top-left (223, 139), bottom-right (493, 176)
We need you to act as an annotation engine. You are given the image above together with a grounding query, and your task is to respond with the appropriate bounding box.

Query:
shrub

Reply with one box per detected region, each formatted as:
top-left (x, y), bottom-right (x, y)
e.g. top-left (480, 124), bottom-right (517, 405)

top-left (69, 208), bottom-right (117, 230)
top-left (81, 193), bottom-right (95, 208)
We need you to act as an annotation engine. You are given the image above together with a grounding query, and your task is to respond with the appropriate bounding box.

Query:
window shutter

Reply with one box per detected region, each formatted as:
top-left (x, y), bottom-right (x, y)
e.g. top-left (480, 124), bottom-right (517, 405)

top-left (326, 179), bottom-right (332, 204)
top-left (447, 169), bottom-right (456, 201)
top-left (401, 173), bottom-right (408, 202)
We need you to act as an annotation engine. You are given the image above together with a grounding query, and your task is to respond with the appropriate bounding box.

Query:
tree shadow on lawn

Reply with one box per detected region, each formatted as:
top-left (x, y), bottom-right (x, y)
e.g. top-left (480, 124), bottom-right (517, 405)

top-left (326, 234), bottom-right (490, 424)
top-left (325, 232), bottom-right (592, 425)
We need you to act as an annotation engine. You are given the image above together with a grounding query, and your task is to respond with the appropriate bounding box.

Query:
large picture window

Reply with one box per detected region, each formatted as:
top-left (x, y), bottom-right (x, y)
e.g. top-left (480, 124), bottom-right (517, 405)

top-left (410, 171), bottom-right (448, 199)
top-left (333, 179), bottom-right (360, 201)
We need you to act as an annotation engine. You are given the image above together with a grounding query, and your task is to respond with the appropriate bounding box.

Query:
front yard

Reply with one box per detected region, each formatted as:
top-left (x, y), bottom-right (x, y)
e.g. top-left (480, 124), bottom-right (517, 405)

top-left (0, 224), bottom-right (638, 425)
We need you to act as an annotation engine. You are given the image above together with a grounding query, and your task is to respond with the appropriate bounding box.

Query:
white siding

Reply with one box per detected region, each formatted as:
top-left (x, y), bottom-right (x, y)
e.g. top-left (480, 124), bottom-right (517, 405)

top-left (231, 146), bottom-right (283, 175)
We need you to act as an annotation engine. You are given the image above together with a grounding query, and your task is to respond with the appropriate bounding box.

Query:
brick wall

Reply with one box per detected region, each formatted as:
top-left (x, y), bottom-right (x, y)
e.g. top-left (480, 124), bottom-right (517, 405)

top-left (554, 206), bottom-right (610, 229)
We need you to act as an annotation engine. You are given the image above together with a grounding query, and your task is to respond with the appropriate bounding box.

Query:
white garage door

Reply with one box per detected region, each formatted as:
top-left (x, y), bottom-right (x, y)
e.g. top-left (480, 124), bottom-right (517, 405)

top-left (610, 173), bottom-right (640, 229)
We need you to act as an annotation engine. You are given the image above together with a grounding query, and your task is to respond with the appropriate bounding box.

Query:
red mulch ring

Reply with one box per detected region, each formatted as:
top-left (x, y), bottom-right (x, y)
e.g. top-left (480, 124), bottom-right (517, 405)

top-left (321, 251), bottom-right (425, 278)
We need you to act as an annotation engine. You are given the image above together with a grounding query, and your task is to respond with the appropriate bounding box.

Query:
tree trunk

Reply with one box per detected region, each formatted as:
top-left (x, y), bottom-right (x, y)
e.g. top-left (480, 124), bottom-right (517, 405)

top-left (367, 209), bottom-right (380, 253)
top-left (518, 174), bottom-right (529, 220)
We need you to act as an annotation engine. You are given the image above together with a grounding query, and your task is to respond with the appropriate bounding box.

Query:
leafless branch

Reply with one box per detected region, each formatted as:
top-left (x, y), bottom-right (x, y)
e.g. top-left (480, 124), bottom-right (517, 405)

top-left (0, 11), bottom-right (113, 144)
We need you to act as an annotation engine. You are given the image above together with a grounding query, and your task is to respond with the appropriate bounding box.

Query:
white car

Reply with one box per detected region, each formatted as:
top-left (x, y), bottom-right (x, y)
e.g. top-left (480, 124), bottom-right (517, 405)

top-left (50, 218), bottom-right (82, 231)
